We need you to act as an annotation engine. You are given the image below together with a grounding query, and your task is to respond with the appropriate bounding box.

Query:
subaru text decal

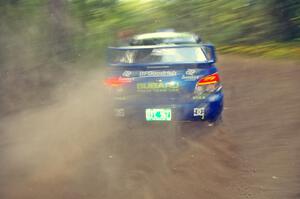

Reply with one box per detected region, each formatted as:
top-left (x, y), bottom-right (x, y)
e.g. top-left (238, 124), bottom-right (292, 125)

top-left (136, 81), bottom-right (179, 92)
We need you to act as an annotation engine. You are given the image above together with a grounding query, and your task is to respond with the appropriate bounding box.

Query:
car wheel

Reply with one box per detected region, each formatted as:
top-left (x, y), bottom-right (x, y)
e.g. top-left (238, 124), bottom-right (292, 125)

top-left (208, 114), bottom-right (223, 127)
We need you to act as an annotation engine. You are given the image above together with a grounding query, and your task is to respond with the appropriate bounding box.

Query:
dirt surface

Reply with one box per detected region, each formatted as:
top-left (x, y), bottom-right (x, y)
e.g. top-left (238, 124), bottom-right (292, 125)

top-left (0, 55), bottom-right (299, 199)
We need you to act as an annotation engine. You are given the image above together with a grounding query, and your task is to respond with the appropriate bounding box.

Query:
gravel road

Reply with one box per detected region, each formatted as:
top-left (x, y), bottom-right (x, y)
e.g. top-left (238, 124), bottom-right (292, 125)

top-left (0, 55), bottom-right (299, 199)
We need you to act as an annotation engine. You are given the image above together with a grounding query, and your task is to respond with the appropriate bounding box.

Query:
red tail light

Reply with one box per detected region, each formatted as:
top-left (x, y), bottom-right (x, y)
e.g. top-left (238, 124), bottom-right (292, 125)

top-left (197, 73), bottom-right (220, 86)
top-left (104, 77), bottom-right (132, 87)
top-left (194, 73), bottom-right (222, 97)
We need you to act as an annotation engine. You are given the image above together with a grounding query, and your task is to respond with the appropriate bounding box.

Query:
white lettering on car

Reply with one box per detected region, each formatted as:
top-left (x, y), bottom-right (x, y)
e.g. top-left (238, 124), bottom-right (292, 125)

top-left (193, 107), bottom-right (205, 119)
top-left (181, 75), bottom-right (200, 81)
top-left (186, 69), bottom-right (197, 76)
top-left (122, 71), bottom-right (132, 77)
top-left (139, 71), bottom-right (177, 77)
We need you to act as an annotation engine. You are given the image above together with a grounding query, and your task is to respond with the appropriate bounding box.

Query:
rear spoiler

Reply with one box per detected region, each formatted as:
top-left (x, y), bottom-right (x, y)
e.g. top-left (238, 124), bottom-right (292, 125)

top-left (108, 44), bottom-right (207, 50)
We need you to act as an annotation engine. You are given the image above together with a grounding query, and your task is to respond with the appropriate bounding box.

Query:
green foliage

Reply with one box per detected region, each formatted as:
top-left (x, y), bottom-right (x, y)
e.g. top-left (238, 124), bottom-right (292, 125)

top-left (162, 0), bottom-right (300, 44)
top-left (0, 0), bottom-right (299, 61)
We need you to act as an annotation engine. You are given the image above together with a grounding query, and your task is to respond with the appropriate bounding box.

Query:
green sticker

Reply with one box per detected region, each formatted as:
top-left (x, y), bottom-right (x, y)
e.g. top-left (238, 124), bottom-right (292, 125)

top-left (146, 109), bottom-right (172, 121)
top-left (137, 82), bottom-right (179, 92)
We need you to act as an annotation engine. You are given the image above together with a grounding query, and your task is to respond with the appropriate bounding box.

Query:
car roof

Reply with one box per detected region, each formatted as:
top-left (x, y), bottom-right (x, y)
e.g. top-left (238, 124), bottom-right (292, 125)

top-left (109, 44), bottom-right (201, 50)
top-left (133, 32), bottom-right (196, 40)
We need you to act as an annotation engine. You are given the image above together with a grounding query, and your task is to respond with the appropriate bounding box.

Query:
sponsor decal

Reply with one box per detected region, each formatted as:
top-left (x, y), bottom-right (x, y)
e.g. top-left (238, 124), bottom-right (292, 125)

top-left (137, 81), bottom-right (179, 92)
top-left (122, 71), bottom-right (132, 77)
top-left (193, 107), bottom-right (205, 119)
top-left (192, 95), bottom-right (206, 100)
top-left (181, 75), bottom-right (200, 81)
top-left (139, 71), bottom-right (177, 77)
top-left (185, 69), bottom-right (197, 76)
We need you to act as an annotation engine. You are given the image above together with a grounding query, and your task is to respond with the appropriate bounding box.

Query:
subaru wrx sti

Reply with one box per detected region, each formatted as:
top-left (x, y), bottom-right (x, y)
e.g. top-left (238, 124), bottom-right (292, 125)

top-left (105, 43), bottom-right (223, 125)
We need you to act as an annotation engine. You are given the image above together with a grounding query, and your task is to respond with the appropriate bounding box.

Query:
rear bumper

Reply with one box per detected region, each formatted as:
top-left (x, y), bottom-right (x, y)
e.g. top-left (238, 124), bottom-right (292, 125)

top-left (113, 93), bottom-right (223, 122)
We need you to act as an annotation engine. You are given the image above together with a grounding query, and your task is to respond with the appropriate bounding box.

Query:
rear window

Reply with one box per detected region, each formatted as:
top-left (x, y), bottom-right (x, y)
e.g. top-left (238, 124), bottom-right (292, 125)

top-left (109, 47), bottom-right (207, 64)
top-left (130, 37), bottom-right (197, 45)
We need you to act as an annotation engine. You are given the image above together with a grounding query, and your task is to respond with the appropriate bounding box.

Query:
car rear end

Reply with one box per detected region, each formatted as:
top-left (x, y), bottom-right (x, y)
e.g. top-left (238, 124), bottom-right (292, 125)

top-left (105, 45), bottom-right (223, 123)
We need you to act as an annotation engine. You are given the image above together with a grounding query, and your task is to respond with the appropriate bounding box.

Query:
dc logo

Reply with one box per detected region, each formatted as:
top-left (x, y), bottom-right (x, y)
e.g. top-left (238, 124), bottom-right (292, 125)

top-left (122, 71), bottom-right (132, 77)
top-left (186, 69), bottom-right (196, 76)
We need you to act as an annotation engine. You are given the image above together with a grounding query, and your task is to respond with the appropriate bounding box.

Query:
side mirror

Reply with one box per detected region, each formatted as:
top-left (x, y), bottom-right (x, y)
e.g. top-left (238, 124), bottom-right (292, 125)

top-left (202, 44), bottom-right (217, 63)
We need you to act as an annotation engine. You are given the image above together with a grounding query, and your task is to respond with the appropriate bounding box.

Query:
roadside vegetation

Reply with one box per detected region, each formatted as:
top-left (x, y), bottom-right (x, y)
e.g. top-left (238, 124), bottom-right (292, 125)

top-left (1, 0), bottom-right (299, 61)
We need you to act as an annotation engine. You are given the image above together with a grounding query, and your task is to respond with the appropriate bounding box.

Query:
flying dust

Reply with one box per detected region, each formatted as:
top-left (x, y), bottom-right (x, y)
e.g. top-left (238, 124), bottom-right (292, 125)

top-left (0, 70), bottom-right (242, 199)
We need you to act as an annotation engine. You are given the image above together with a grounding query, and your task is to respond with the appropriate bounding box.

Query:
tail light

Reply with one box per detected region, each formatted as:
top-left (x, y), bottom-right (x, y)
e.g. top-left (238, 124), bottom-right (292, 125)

top-left (197, 73), bottom-right (220, 86)
top-left (194, 73), bottom-right (222, 96)
top-left (104, 76), bottom-right (132, 87)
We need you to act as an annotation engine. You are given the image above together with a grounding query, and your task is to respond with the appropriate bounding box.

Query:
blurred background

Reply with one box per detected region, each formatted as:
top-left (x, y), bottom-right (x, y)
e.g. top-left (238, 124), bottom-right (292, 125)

top-left (0, 0), bottom-right (299, 114)
top-left (0, 2), bottom-right (300, 199)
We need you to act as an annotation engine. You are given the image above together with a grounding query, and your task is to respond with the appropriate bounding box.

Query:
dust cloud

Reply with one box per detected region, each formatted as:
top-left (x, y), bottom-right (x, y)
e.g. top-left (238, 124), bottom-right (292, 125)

top-left (0, 71), bottom-right (241, 199)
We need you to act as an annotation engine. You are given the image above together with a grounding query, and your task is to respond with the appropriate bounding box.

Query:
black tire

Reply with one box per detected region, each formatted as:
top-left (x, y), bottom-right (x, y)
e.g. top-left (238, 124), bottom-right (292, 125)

top-left (208, 114), bottom-right (223, 127)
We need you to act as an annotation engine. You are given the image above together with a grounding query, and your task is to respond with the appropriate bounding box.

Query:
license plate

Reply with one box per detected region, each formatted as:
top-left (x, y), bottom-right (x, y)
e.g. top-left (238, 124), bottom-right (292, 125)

top-left (145, 109), bottom-right (172, 121)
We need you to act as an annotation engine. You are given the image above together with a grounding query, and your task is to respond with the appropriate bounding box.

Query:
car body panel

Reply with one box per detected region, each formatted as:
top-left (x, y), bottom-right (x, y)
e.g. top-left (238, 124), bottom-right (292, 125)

top-left (105, 44), bottom-right (223, 122)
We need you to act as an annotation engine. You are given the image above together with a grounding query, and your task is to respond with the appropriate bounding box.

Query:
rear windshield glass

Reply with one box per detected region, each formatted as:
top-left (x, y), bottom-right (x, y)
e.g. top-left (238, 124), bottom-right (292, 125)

top-left (109, 47), bottom-right (207, 64)
top-left (131, 37), bottom-right (197, 45)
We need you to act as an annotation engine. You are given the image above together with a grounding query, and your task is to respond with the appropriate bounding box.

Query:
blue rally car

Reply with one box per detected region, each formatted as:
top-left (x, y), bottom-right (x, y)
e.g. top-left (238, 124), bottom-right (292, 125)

top-left (105, 33), bottom-right (223, 125)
